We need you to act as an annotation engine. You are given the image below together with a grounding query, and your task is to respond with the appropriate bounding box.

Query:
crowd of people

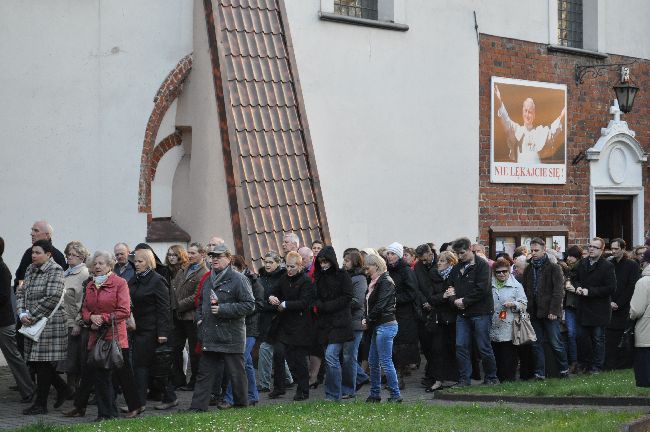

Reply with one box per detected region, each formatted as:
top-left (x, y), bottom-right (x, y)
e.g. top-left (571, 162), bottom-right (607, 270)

top-left (0, 220), bottom-right (649, 422)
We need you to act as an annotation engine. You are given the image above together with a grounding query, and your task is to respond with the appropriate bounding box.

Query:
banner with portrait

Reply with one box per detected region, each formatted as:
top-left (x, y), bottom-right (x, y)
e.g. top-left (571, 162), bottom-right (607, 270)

top-left (490, 77), bottom-right (567, 184)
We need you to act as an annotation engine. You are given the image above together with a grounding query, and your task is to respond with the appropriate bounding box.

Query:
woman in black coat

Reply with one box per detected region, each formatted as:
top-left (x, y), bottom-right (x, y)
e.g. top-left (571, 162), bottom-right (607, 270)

top-left (385, 242), bottom-right (420, 387)
top-left (129, 249), bottom-right (174, 409)
top-left (313, 246), bottom-right (353, 401)
top-left (268, 251), bottom-right (315, 401)
top-left (425, 250), bottom-right (459, 391)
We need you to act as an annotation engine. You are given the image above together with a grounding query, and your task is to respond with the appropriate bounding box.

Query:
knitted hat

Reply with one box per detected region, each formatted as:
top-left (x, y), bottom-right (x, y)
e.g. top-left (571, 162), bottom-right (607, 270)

top-left (386, 242), bottom-right (404, 259)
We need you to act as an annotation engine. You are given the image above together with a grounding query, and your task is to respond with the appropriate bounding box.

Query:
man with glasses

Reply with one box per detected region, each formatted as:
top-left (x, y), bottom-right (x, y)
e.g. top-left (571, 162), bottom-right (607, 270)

top-left (448, 237), bottom-right (498, 386)
top-left (574, 237), bottom-right (617, 374)
top-left (605, 238), bottom-right (639, 370)
top-left (522, 238), bottom-right (569, 379)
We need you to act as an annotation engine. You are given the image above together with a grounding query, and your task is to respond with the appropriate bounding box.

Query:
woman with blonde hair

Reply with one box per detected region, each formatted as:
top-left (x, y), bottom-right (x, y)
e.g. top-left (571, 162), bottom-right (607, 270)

top-left (129, 248), bottom-right (174, 410)
top-left (363, 254), bottom-right (401, 403)
top-left (62, 241), bottom-right (90, 397)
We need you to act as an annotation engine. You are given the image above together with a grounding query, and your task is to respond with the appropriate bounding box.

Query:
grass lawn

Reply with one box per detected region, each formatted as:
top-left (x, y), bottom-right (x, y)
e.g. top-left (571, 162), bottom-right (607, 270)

top-left (444, 369), bottom-right (650, 397)
top-left (13, 402), bottom-right (646, 432)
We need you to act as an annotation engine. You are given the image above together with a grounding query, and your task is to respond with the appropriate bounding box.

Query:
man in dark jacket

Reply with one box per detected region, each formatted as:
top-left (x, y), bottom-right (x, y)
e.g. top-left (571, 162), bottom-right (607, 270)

top-left (605, 238), bottom-right (639, 370)
top-left (313, 246), bottom-right (353, 401)
top-left (522, 238), bottom-right (569, 379)
top-left (574, 237), bottom-right (617, 374)
top-left (413, 244), bottom-right (436, 386)
top-left (0, 237), bottom-right (34, 402)
top-left (113, 243), bottom-right (136, 283)
top-left (188, 244), bottom-right (255, 411)
top-left (449, 237), bottom-right (498, 386)
top-left (14, 221), bottom-right (67, 289)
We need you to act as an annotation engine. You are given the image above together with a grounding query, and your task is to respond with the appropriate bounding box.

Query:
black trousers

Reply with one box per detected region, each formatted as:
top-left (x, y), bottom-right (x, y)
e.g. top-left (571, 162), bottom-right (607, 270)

top-left (418, 321), bottom-right (434, 379)
top-left (190, 351), bottom-right (247, 411)
top-left (29, 361), bottom-right (67, 408)
top-left (516, 344), bottom-right (535, 380)
top-left (605, 328), bottom-right (633, 370)
top-left (430, 321), bottom-right (458, 382)
top-left (90, 348), bottom-right (141, 419)
top-left (273, 342), bottom-right (309, 397)
top-left (491, 341), bottom-right (518, 382)
top-left (134, 366), bottom-right (177, 406)
top-left (171, 318), bottom-right (199, 387)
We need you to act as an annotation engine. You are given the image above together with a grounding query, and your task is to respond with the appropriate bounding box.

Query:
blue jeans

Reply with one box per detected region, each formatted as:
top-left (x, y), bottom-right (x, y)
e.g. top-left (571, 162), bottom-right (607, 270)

top-left (531, 318), bottom-right (569, 377)
top-left (456, 314), bottom-right (497, 383)
top-left (224, 337), bottom-right (259, 404)
top-left (257, 342), bottom-right (292, 390)
top-left (341, 330), bottom-right (367, 397)
top-left (579, 324), bottom-right (605, 372)
top-left (324, 343), bottom-right (344, 400)
top-left (564, 309), bottom-right (578, 364)
top-left (369, 323), bottom-right (400, 399)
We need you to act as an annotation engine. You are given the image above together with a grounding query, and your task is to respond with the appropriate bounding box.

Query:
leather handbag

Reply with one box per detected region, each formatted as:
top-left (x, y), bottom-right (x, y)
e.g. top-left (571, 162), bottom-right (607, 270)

top-left (18, 289), bottom-right (66, 342)
top-left (512, 306), bottom-right (537, 346)
top-left (88, 316), bottom-right (124, 370)
top-left (618, 319), bottom-right (636, 352)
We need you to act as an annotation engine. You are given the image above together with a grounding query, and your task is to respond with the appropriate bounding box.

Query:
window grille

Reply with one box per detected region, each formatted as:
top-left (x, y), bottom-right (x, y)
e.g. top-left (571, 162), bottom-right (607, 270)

top-left (558, 0), bottom-right (583, 48)
top-left (334, 0), bottom-right (379, 20)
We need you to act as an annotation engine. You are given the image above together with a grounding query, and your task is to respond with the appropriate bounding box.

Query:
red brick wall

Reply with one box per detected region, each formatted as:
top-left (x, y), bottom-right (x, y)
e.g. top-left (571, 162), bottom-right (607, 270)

top-left (138, 54), bottom-right (193, 216)
top-left (479, 34), bottom-right (650, 247)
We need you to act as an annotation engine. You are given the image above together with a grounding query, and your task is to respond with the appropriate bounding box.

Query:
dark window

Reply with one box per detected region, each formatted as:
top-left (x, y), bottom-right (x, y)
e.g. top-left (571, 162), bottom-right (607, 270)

top-left (558, 0), bottom-right (583, 48)
top-left (334, 0), bottom-right (378, 20)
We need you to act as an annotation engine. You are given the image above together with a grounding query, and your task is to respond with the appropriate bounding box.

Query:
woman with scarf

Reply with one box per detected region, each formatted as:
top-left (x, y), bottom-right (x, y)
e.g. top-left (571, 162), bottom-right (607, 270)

top-left (313, 246), bottom-right (353, 401)
top-left (425, 250), bottom-right (459, 392)
top-left (363, 253), bottom-right (401, 402)
top-left (128, 248), bottom-right (175, 410)
top-left (385, 242), bottom-right (420, 389)
top-left (489, 257), bottom-right (527, 382)
top-left (65, 250), bottom-right (142, 420)
top-left (61, 241), bottom-right (90, 398)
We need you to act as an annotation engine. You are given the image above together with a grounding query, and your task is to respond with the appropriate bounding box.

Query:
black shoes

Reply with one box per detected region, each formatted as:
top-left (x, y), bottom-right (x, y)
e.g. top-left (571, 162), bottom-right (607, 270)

top-left (20, 393), bottom-right (34, 404)
top-left (23, 404), bottom-right (47, 415)
top-left (268, 389), bottom-right (286, 399)
top-left (293, 393), bottom-right (308, 401)
top-left (355, 380), bottom-right (369, 391)
top-left (54, 387), bottom-right (73, 409)
top-left (387, 396), bottom-right (403, 403)
top-left (365, 396), bottom-right (381, 403)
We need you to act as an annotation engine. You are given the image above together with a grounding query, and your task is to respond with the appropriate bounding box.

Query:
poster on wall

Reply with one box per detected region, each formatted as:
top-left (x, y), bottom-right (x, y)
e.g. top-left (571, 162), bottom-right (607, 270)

top-left (491, 77), bottom-right (567, 184)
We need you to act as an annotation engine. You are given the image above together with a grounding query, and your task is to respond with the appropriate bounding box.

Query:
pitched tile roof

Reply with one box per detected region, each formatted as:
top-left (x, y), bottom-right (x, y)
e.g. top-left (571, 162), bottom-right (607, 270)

top-left (204, 0), bottom-right (330, 266)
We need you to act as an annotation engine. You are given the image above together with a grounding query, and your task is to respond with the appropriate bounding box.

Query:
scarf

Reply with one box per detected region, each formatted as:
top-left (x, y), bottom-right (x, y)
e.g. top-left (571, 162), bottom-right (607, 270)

top-left (495, 278), bottom-right (506, 289)
top-left (210, 266), bottom-right (228, 290)
top-left (135, 268), bottom-right (152, 279)
top-left (438, 266), bottom-right (452, 280)
top-left (366, 272), bottom-right (381, 303)
top-left (531, 255), bottom-right (546, 298)
top-left (64, 263), bottom-right (84, 277)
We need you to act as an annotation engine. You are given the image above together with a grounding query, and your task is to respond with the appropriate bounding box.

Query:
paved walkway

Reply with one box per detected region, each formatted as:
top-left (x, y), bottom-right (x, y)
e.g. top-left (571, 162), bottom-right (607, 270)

top-left (0, 364), bottom-right (646, 431)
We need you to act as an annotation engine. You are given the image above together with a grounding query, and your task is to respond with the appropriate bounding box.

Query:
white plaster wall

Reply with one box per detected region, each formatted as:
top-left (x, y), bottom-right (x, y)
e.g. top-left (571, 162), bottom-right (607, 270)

top-left (152, 145), bottom-right (185, 217)
top-left (474, 0), bottom-right (552, 44)
top-left (286, 0), bottom-right (481, 250)
top-left (0, 0), bottom-right (193, 271)
top-left (171, 0), bottom-right (235, 247)
top-left (600, 0), bottom-right (650, 59)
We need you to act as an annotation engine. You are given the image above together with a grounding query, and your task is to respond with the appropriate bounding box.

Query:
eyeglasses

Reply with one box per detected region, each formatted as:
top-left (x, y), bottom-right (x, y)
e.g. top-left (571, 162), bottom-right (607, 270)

top-left (587, 245), bottom-right (602, 250)
top-left (167, 253), bottom-right (178, 257)
top-left (263, 260), bottom-right (276, 265)
top-left (66, 253), bottom-right (81, 259)
top-left (495, 270), bottom-right (509, 274)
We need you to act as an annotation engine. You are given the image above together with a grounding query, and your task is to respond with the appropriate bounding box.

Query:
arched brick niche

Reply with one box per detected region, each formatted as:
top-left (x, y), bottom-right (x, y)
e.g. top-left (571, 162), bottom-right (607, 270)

top-left (138, 54), bottom-right (192, 217)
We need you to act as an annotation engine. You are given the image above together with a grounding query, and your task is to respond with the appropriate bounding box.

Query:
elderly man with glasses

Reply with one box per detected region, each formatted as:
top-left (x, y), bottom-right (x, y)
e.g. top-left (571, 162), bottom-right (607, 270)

top-left (573, 237), bottom-right (617, 374)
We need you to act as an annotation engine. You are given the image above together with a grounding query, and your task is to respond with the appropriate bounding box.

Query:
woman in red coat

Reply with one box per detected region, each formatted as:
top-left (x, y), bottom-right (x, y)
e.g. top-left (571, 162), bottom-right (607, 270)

top-left (64, 251), bottom-right (142, 421)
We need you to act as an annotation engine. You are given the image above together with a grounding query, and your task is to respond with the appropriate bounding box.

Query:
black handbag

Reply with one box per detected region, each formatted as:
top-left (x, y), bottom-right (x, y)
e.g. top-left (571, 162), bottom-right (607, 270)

top-left (151, 344), bottom-right (174, 378)
top-left (88, 316), bottom-right (124, 370)
top-left (618, 319), bottom-right (637, 352)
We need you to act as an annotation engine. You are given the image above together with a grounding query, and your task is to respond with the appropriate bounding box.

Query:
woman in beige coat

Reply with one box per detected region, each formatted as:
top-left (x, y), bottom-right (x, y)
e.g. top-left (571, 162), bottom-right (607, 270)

top-left (62, 241), bottom-right (90, 396)
top-left (630, 249), bottom-right (650, 387)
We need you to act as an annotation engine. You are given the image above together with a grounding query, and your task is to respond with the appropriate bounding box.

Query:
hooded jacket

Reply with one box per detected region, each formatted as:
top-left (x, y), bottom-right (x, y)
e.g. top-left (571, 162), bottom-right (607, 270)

top-left (314, 246), bottom-right (353, 344)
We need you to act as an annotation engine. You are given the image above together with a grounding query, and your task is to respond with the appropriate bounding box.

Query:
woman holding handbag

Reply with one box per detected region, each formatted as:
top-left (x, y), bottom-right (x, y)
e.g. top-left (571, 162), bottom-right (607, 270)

top-left (65, 250), bottom-right (142, 420)
top-left (16, 240), bottom-right (69, 415)
top-left (489, 257), bottom-right (527, 382)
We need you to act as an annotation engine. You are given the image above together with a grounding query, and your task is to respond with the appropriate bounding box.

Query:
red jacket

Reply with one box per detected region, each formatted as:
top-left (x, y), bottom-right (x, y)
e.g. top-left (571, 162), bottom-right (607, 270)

top-left (81, 273), bottom-right (131, 349)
